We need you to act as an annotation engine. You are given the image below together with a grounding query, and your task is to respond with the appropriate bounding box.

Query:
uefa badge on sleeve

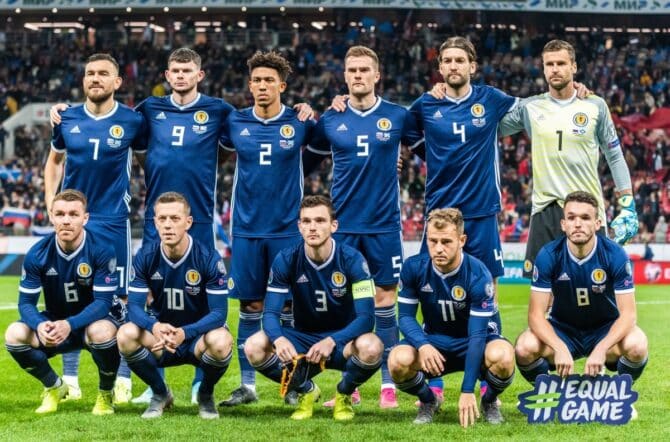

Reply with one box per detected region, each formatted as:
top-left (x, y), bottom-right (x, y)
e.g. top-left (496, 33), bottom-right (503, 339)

top-left (518, 374), bottom-right (638, 425)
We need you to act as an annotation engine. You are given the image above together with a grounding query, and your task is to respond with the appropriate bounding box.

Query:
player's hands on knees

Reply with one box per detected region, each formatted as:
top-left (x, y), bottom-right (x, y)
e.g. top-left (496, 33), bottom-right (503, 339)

top-left (554, 345), bottom-right (575, 377)
top-left (418, 344), bottom-right (445, 376)
top-left (306, 337), bottom-right (336, 364)
top-left (48, 320), bottom-right (71, 345)
top-left (428, 83), bottom-right (448, 100)
top-left (458, 392), bottom-right (480, 428)
top-left (50, 103), bottom-right (68, 127)
top-left (293, 103), bottom-right (314, 121)
top-left (573, 81), bottom-right (593, 99)
top-left (164, 327), bottom-right (185, 351)
top-left (584, 347), bottom-right (607, 377)
top-left (151, 322), bottom-right (175, 353)
top-left (329, 95), bottom-right (348, 112)
top-left (274, 336), bottom-right (298, 364)
top-left (37, 321), bottom-right (59, 347)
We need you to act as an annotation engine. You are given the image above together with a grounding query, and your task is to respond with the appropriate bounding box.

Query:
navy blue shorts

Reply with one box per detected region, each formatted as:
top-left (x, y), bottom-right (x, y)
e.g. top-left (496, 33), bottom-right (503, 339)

top-left (156, 336), bottom-right (201, 368)
top-left (549, 318), bottom-right (613, 360)
top-left (421, 214), bottom-right (504, 278)
top-left (400, 333), bottom-right (505, 377)
top-left (280, 327), bottom-right (349, 371)
top-left (229, 235), bottom-right (301, 301)
top-left (334, 231), bottom-right (403, 286)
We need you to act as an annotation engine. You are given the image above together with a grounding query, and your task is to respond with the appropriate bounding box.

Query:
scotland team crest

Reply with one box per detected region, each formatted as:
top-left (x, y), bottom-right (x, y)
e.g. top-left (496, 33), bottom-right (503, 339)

top-left (186, 269), bottom-right (201, 285)
top-left (77, 262), bottom-right (92, 278)
top-left (573, 112), bottom-right (589, 127)
top-left (109, 125), bottom-right (124, 139)
top-left (376, 118), bottom-right (392, 131)
top-left (331, 271), bottom-right (347, 288)
top-left (591, 268), bottom-right (607, 284)
top-left (471, 103), bottom-right (486, 127)
top-left (194, 111), bottom-right (209, 124)
top-left (451, 286), bottom-right (466, 301)
top-left (280, 125), bottom-right (295, 138)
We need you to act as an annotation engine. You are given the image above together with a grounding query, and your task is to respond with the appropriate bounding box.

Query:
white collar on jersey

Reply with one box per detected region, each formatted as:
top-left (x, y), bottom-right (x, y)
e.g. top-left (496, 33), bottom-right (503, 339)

top-left (55, 230), bottom-right (87, 261)
top-left (347, 96), bottom-right (382, 117)
top-left (431, 250), bottom-right (463, 279)
top-left (441, 85), bottom-right (473, 105)
top-left (252, 104), bottom-right (286, 124)
top-left (548, 90), bottom-right (577, 106)
top-left (83, 101), bottom-right (119, 121)
top-left (160, 234), bottom-right (193, 269)
top-left (304, 238), bottom-right (336, 271)
top-left (566, 235), bottom-right (598, 265)
top-left (170, 93), bottom-right (202, 110)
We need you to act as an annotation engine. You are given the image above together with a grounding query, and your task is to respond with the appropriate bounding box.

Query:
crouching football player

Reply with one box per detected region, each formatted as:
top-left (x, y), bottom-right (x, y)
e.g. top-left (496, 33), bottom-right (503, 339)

top-left (244, 195), bottom-right (383, 421)
top-left (515, 191), bottom-right (648, 415)
top-left (5, 190), bottom-right (121, 415)
top-left (117, 192), bottom-right (231, 419)
top-left (389, 208), bottom-right (515, 427)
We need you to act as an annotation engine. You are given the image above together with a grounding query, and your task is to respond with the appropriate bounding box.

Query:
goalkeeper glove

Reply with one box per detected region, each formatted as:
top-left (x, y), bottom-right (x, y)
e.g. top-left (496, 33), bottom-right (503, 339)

top-left (610, 195), bottom-right (638, 244)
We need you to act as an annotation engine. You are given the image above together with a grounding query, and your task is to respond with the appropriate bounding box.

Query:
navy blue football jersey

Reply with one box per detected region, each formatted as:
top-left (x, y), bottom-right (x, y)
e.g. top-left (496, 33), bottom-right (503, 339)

top-left (19, 230), bottom-right (118, 330)
top-left (532, 235), bottom-right (635, 330)
top-left (135, 94), bottom-right (234, 224)
top-left (409, 85), bottom-right (517, 218)
top-left (221, 105), bottom-right (315, 237)
top-left (311, 98), bottom-right (422, 233)
top-left (128, 236), bottom-right (228, 330)
top-left (51, 102), bottom-right (146, 220)
top-left (266, 240), bottom-right (374, 334)
top-left (398, 251), bottom-right (496, 340)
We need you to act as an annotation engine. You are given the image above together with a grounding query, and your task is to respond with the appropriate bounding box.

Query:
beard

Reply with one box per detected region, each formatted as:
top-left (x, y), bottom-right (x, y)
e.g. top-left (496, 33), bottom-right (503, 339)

top-left (549, 77), bottom-right (571, 91)
top-left (445, 74), bottom-right (468, 89)
top-left (86, 88), bottom-right (114, 104)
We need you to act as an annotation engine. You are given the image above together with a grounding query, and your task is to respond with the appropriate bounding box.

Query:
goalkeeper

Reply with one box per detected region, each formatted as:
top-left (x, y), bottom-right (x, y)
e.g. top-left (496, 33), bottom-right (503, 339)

top-left (243, 195), bottom-right (382, 421)
top-left (497, 39), bottom-right (638, 279)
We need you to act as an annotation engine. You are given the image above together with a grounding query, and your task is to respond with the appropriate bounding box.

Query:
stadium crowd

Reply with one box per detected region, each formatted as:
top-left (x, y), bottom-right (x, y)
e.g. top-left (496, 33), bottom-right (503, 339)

top-left (1, 22), bottom-right (669, 242)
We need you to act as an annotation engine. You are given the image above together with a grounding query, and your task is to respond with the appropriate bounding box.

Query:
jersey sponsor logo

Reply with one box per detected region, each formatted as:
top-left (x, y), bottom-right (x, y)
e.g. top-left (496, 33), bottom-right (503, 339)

top-left (572, 112), bottom-right (589, 127)
top-left (451, 285), bottom-right (466, 301)
top-left (186, 269), bottom-right (201, 285)
top-left (336, 123), bottom-right (348, 132)
top-left (46, 267), bottom-right (59, 276)
top-left (297, 274), bottom-right (309, 283)
top-left (70, 125), bottom-right (81, 134)
top-left (151, 271), bottom-right (162, 280)
top-left (376, 118), bottom-right (392, 131)
top-left (591, 268), bottom-right (607, 284)
top-left (240, 128), bottom-right (250, 136)
top-left (331, 271), bottom-right (347, 288)
top-left (194, 111), bottom-right (209, 124)
top-left (470, 103), bottom-right (485, 118)
top-left (280, 124), bottom-right (295, 139)
top-left (420, 283), bottom-right (433, 293)
top-left (77, 262), bottom-right (92, 278)
top-left (109, 125), bottom-right (125, 139)
top-left (107, 258), bottom-right (117, 274)
top-left (156, 112), bottom-right (167, 120)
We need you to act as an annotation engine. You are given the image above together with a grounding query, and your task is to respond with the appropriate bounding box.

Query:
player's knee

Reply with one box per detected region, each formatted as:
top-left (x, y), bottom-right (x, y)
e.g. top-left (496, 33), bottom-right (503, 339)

top-left (4, 322), bottom-right (30, 345)
top-left (374, 285), bottom-right (397, 307)
top-left (515, 330), bottom-right (541, 363)
top-left (116, 322), bottom-right (141, 353)
top-left (388, 345), bottom-right (415, 377)
top-left (486, 340), bottom-right (515, 377)
top-left (204, 328), bottom-right (233, 358)
top-left (243, 331), bottom-right (270, 363)
top-left (86, 320), bottom-right (117, 344)
top-left (624, 328), bottom-right (649, 362)
top-left (354, 333), bottom-right (384, 364)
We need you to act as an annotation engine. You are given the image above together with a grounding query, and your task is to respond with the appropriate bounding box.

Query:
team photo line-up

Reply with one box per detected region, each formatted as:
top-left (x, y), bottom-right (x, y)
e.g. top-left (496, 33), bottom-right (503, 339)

top-left (4, 36), bottom-right (647, 426)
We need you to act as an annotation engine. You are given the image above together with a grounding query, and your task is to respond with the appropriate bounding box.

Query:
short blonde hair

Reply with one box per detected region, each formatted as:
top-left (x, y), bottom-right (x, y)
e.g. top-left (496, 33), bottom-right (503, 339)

top-left (345, 46), bottom-right (380, 70)
top-left (426, 208), bottom-right (464, 235)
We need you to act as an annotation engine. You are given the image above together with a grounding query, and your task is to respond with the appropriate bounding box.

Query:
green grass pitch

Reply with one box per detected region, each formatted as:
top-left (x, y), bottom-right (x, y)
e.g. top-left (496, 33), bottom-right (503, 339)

top-left (0, 275), bottom-right (667, 441)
